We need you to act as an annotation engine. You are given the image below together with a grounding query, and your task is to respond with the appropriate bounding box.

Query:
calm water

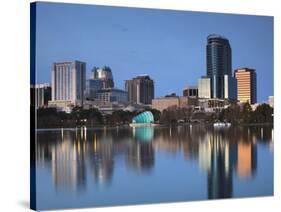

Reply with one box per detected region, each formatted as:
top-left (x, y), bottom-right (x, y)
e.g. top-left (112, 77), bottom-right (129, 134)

top-left (34, 125), bottom-right (273, 210)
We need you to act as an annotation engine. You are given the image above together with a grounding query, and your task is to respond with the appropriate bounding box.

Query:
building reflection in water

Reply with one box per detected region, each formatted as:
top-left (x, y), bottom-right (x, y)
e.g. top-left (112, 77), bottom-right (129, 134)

top-left (50, 130), bottom-right (86, 192)
top-left (87, 131), bottom-right (114, 185)
top-left (198, 130), bottom-right (235, 199)
top-left (236, 139), bottom-right (257, 178)
top-left (36, 125), bottom-right (272, 197)
top-left (127, 127), bottom-right (155, 173)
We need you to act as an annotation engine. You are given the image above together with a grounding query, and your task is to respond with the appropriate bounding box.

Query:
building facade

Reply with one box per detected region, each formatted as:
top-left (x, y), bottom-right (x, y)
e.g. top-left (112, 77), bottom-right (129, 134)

top-left (85, 79), bottom-right (103, 100)
top-left (125, 75), bottom-right (154, 105)
top-left (50, 61), bottom-right (86, 107)
top-left (198, 77), bottom-right (211, 99)
top-left (91, 66), bottom-right (114, 89)
top-left (197, 98), bottom-right (230, 112)
top-left (224, 74), bottom-right (237, 100)
top-left (234, 68), bottom-right (257, 104)
top-left (152, 96), bottom-right (197, 112)
top-left (206, 34), bottom-right (236, 100)
top-left (30, 83), bottom-right (51, 108)
top-left (96, 88), bottom-right (128, 103)
top-left (183, 86), bottom-right (198, 97)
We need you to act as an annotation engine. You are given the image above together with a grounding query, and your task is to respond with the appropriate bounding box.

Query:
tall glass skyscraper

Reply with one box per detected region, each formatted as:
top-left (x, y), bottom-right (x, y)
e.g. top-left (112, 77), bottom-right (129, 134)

top-left (206, 34), bottom-right (236, 100)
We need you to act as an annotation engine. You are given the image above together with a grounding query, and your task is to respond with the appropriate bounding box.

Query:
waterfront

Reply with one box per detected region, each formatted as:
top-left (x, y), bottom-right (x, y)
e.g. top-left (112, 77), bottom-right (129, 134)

top-left (34, 125), bottom-right (273, 210)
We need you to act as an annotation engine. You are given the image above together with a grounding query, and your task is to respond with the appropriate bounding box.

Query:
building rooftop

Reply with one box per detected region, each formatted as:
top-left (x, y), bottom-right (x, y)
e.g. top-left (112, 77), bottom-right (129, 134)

top-left (53, 60), bottom-right (85, 65)
top-left (234, 68), bottom-right (256, 72)
top-left (207, 34), bottom-right (228, 40)
top-left (129, 75), bottom-right (152, 80)
top-left (183, 86), bottom-right (198, 90)
top-left (31, 83), bottom-right (51, 88)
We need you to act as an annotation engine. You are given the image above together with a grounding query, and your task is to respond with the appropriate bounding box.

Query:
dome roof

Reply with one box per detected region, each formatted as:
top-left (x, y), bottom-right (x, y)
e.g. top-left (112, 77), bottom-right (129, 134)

top-left (132, 111), bottom-right (154, 123)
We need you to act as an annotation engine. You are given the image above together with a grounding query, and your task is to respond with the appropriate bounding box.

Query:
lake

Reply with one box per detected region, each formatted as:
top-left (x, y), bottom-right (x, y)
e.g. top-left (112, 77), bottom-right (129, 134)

top-left (34, 125), bottom-right (273, 210)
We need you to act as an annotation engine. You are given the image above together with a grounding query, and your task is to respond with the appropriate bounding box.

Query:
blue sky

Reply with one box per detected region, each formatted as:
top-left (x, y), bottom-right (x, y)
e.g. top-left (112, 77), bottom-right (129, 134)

top-left (35, 2), bottom-right (273, 102)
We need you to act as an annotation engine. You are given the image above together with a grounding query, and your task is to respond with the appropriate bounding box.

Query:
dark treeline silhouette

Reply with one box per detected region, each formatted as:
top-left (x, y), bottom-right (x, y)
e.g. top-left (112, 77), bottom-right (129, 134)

top-left (36, 107), bottom-right (161, 128)
top-left (219, 102), bottom-right (273, 125)
top-left (36, 102), bottom-right (273, 128)
top-left (160, 107), bottom-right (193, 124)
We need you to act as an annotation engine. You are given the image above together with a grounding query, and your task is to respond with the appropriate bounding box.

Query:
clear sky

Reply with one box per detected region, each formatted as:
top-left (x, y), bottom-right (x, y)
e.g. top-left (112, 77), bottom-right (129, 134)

top-left (34, 2), bottom-right (273, 102)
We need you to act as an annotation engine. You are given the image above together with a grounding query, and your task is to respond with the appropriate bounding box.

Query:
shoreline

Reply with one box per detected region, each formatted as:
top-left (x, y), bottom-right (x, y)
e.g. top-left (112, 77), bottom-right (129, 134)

top-left (35, 122), bottom-right (273, 131)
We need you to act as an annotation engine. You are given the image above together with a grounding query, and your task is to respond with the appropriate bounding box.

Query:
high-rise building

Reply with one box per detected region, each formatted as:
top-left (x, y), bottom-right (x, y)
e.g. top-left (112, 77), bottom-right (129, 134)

top-left (183, 86), bottom-right (198, 97)
top-left (30, 83), bottom-right (51, 108)
top-left (234, 68), bottom-right (257, 104)
top-left (206, 34), bottom-right (236, 100)
top-left (91, 66), bottom-right (114, 89)
top-left (125, 75), bottom-right (154, 105)
top-left (85, 79), bottom-right (103, 100)
top-left (198, 77), bottom-right (211, 98)
top-left (51, 61), bottom-right (86, 107)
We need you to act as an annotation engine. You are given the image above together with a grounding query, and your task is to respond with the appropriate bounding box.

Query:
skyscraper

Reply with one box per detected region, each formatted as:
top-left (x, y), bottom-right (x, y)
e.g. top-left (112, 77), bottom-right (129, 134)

top-left (85, 79), bottom-right (103, 100)
top-left (91, 66), bottom-right (114, 89)
top-left (206, 34), bottom-right (236, 100)
top-left (125, 75), bottom-right (154, 105)
top-left (30, 83), bottom-right (51, 108)
top-left (51, 61), bottom-right (86, 106)
top-left (234, 68), bottom-right (257, 104)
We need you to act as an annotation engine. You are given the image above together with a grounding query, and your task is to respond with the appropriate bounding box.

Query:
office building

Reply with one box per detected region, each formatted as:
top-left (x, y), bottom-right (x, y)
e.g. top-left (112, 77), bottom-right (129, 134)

top-left (152, 96), bottom-right (197, 112)
top-left (206, 34), bottom-right (236, 100)
top-left (50, 61), bottom-right (86, 108)
top-left (30, 83), bottom-right (51, 108)
top-left (96, 88), bottom-right (128, 103)
top-left (183, 86), bottom-right (198, 97)
top-left (91, 66), bottom-right (114, 89)
top-left (234, 68), bottom-right (257, 104)
top-left (85, 79), bottom-right (103, 100)
top-left (198, 77), bottom-right (211, 99)
top-left (125, 75), bottom-right (154, 105)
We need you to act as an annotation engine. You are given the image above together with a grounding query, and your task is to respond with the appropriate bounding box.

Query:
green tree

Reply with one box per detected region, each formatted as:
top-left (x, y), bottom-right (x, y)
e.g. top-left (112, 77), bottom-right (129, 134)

top-left (147, 109), bottom-right (161, 122)
top-left (219, 103), bottom-right (241, 124)
top-left (252, 104), bottom-right (273, 123)
top-left (241, 102), bottom-right (253, 123)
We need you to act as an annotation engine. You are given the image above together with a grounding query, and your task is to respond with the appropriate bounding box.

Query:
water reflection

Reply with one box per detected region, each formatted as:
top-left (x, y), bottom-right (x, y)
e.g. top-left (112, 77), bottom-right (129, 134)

top-left (35, 125), bottom-right (273, 208)
top-left (88, 133), bottom-right (114, 185)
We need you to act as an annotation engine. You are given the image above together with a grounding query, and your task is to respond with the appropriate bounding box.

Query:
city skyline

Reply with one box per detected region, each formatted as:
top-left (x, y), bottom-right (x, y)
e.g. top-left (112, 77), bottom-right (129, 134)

top-left (34, 2), bottom-right (273, 102)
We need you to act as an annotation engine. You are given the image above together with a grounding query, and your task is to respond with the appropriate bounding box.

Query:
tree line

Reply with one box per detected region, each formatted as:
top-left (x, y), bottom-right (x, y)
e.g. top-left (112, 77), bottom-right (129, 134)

top-left (35, 106), bottom-right (161, 128)
top-left (218, 102), bottom-right (273, 125)
top-left (34, 102), bottom-right (273, 128)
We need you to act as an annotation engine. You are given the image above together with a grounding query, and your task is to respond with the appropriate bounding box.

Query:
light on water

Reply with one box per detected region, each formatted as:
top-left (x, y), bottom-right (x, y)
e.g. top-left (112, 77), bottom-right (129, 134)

top-left (34, 125), bottom-right (273, 210)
